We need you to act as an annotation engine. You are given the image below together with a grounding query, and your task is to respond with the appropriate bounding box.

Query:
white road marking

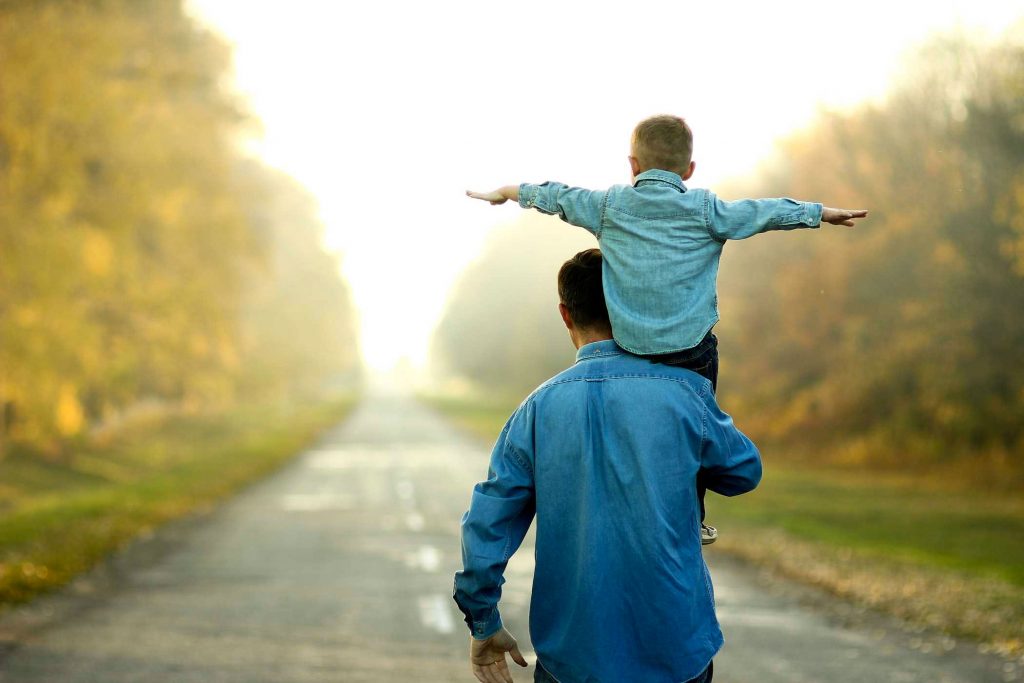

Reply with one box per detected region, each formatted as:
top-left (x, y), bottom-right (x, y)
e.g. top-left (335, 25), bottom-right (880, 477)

top-left (406, 545), bottom-right (442, 572)
top-left (418, 594), bottom-right (455, 634)
top-left (305, 446), bottom-right (469, 470)
top-left (395, 480), bottom-right (415, 502)
top-left (406, 512), bottom-right (425, 531)
top-left (715, 607), bottom-right (814, 631)
top-left (280, 493), bottom-right (356, 512)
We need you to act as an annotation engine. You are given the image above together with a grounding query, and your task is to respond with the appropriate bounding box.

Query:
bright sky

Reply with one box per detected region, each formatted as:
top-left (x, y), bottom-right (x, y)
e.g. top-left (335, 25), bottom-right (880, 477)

top-left (187, 0), bottom-right (1018, 372)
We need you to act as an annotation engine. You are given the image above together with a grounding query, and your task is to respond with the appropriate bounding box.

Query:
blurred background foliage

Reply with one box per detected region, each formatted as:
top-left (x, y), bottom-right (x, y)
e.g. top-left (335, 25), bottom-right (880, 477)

top-left (430, 214), bottom-right (594, 400)
top-left (431, 26), bottom-right (1024, 484)
top-left (0, 0), bottom-right (360, 454)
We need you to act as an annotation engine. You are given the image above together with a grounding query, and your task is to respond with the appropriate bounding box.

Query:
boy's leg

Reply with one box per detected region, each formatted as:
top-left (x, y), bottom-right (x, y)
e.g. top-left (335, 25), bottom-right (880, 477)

top-left (643, 331), bottom-right (718, 389)
top-left (643, 332), bottom-right (719, 536)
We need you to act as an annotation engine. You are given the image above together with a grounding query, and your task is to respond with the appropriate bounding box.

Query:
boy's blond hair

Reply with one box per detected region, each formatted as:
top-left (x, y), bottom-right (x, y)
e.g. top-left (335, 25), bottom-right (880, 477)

top-left (631, 115), bottom-right (693, 176)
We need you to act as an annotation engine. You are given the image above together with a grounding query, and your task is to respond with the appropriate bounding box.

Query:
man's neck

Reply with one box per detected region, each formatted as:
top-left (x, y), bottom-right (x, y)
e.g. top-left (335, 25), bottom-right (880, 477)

top-left (573, 328), bottom-right (613, 349)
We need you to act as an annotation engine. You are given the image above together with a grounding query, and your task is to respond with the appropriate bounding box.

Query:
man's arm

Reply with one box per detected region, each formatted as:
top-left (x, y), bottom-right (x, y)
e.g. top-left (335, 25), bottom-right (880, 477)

top-left (708, 193), bottom-right (867, 240)
top-left (453, 414), bottom-right (536, 680)
top-left (699, 393), bottom-right (762, 496)
top-left (470, 627), bottom-right (529, 683)
top-left (467, 182), bottom-right (607, 236)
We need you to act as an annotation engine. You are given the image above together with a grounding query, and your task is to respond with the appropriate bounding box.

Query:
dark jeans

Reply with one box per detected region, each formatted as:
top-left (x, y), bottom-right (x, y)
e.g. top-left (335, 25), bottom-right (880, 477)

top-left (534, 660), bottom-right (713, 682)
top-left (641, 330), bottom-right (719, 391)
top-left (642, 331), bottom-right (719, 523)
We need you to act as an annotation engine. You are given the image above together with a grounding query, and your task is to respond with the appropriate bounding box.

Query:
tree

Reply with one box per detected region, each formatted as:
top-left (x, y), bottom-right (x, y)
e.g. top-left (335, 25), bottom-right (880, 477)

top-left (432, 214), bottom-right (595, 397)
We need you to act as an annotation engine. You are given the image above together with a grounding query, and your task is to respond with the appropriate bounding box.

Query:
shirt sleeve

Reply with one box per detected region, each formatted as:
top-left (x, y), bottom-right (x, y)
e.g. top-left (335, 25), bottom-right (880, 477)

top-left (707, 193), bottom-right (823, 241)
top-left (519, 181), bottom-right (607, 236)
top-left (453, 414), bottom-right (537, 639)
top-left (699, 392), bottom-right (762, 496)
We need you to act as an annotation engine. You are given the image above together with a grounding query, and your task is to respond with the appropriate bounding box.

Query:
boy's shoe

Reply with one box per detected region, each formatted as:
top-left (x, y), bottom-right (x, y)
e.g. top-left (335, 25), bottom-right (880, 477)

top-left (701, 523), bottom-right (718, 545)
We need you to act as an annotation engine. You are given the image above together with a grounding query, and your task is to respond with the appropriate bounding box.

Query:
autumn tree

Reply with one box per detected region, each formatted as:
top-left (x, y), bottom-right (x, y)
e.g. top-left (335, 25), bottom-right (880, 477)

top-left (432, 27), bottom-right (1024, 474)
top-left (431, 214), bottom-right (594, 398)
top-left (0, 0), bottom-right (360, 451)
top-left (716, 27), bottom-right (1024, 466)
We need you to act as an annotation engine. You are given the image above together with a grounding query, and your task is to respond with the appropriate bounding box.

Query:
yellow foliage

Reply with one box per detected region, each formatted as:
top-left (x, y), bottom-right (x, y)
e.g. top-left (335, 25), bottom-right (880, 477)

top-left (81, 229), bottom-right (114, 276)
top-left (156, 188), bottom-right (189, 226)
top-left (995, 172), bottom-right (1024, 276)
top-left (931, 240), bottom-right (965, 271)
top-left (189, 333), bottom-right (210, 358)
top-left (55, 384), bottom-right (84, 436)
top-left (40, 191), bottom-right (74, 220)
top-left (218, 335), bottom-right (239, 370)
top-left (14, 306), bottom-right (40, 327)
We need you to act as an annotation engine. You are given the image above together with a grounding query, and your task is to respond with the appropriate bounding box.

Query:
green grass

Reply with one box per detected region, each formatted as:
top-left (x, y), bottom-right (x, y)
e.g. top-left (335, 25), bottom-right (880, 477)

top-left (422, 393), bottom-right (1024, 653)
top-left (712, 466), bottom-right (1024, 586)
top-left (0, 397), bottom-right (358, 606)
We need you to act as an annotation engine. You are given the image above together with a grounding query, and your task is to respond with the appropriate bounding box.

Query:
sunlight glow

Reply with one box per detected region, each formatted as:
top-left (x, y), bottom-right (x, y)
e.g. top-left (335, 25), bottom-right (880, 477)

top-left (187, 0), bottom-right (1020, 372)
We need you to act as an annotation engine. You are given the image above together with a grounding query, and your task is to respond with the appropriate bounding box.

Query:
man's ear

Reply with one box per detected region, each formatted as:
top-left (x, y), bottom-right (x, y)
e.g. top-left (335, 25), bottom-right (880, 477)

top-left (558, 303), bottom-right (574, 331)
top-left (681, 160), bottom-right (696, 181)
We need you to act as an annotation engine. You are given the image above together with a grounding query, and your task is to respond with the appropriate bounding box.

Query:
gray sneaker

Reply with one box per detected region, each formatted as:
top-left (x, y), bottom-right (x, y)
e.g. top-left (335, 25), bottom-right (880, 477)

top-left (701, 523), bottom-right (718, 545)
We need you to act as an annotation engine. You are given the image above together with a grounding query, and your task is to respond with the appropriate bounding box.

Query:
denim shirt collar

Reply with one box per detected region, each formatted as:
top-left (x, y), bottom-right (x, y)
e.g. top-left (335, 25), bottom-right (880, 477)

top-left (575, 339), bottom-right (623, 363)
top-left (633, 169), bottom-right (687, 192)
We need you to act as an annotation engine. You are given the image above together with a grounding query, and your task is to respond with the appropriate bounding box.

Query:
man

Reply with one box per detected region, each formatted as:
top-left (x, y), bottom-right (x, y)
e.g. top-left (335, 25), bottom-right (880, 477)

top-left (453, 249), bottom-right (762, 683)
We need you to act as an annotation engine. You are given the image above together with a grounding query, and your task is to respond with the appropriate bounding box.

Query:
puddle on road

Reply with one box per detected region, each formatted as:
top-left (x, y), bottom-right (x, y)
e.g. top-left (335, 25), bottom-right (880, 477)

top-left (418, 594), bottom-right (456, 634)
top-left (716, 606), bottom-right (820, 632)
top-left (280, 493), bottom-right (357, 512)
top-left (395, 480), bottom-right (415, 501)
top-left (304, 446), bottom-right (476, 470)
top-left (406, 545), bottom-right (442, 573)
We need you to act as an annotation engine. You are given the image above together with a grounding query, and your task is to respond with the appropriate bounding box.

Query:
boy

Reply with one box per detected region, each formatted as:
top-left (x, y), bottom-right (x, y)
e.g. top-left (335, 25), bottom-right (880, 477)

top-left (467, 114), bottom-right (867, 544)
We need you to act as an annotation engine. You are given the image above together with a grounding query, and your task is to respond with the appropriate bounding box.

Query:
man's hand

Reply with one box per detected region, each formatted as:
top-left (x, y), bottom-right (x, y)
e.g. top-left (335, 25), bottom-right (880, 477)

top-left (466, 186), bottom-right (519, 205)
top-left (470, 627), bottom-right (528, 683)
top-left (821, 207), bottom-right (868, 227)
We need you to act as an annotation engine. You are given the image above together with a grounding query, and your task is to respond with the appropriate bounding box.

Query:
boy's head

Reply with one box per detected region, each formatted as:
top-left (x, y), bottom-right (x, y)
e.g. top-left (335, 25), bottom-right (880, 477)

top-left (629, 115), bottom-right (696, 181)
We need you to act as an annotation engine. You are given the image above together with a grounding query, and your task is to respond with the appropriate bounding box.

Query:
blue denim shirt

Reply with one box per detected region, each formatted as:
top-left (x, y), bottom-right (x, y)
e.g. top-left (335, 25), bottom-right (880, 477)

top-left (519, 170), bottom-right (823, 354)
top-left (453, 341), bottom-right (762, 683)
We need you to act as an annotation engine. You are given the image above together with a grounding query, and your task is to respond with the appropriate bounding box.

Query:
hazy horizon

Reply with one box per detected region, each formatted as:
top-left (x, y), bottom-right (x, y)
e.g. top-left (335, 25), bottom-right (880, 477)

top-left (187, 0), bottom-right (1022, 373)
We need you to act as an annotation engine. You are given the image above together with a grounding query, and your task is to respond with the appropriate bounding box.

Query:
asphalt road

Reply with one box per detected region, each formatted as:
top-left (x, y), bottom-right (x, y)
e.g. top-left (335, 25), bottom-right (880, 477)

top-left (0, 391), bottom-right (1016, 682)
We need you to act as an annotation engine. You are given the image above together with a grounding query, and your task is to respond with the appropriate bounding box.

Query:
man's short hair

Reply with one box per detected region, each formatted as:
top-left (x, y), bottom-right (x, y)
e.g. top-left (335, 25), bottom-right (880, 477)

top-left (631, 115), bottom-right (693, 175)
top-left (558, 249), bottom-right (610, 331)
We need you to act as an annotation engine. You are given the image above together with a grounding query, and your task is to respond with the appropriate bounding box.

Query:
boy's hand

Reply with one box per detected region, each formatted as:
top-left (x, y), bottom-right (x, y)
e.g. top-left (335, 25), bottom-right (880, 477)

top-left (470, 627), bottom-right (528, 683)
top-left (466, 185), bottom-right (519, 205)
top-left (821, 207), bottom-right (868, 227)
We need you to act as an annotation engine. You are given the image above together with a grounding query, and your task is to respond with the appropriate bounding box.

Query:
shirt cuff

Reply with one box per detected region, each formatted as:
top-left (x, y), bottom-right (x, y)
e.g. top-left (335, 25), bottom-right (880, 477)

top-left (518, 183), bottom-right (538, 210)
top-left (470, 611), bottom-right (504, 640)
top-left (771, 201), bottom-right (822, 227)
top-left (805, 202), bottom-right (823, 226)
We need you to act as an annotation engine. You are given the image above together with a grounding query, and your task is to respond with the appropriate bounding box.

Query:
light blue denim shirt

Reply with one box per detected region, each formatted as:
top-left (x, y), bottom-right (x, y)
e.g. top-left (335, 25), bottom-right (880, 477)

top-left (453, 341), bottom-right (762, 683)
top-left (519, 170), bottom-right (823, 354)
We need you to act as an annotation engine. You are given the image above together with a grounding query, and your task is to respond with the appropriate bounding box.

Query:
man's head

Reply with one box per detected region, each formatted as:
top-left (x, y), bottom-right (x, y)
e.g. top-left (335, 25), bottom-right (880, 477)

top-left (629, 115), bottom-right (696, 181)
top-left (557, 249), bottom-right (612, 349)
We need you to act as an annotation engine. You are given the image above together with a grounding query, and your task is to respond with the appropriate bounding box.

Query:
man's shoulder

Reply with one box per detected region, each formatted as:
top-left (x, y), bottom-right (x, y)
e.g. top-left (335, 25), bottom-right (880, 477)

top-left (529, 352), bottom-right (712, 401)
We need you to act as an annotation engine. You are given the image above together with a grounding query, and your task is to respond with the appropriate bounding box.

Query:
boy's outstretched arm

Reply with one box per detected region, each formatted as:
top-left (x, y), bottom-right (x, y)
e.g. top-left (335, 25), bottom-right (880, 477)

top-left (467, 186), bottom-right (519, 205)
top-left (821, 207), bottom-right (868, 227)
top-left (710, 196), bottom-right (868, 240)
top-left (467, 182), bottom-right (606, 235)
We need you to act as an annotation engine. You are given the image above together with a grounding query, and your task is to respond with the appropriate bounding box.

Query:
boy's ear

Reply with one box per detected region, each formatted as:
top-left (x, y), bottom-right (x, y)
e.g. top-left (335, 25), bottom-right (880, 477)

top-left (682, 160), bottom-right (696, 181)
top-left (628, 156), bottom-right (642, 179)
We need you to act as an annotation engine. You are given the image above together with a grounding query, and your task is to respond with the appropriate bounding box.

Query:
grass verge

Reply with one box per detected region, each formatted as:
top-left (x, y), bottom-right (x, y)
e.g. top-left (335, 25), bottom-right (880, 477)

top-left (421, 393), bottom-right (1024, 657)
top-left (0, 396), bottom-right (357, 607)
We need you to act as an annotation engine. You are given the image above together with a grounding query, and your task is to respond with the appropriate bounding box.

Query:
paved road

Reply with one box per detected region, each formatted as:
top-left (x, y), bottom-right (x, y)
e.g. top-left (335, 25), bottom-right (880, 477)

top-left (0, 392), bottom-right (1016, 682)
